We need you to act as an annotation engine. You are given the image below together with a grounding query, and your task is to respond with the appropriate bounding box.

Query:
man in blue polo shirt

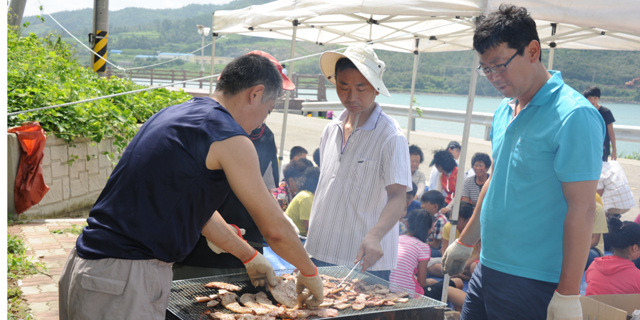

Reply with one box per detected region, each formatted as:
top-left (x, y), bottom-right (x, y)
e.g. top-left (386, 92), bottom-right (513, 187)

top-left (442, 5), bottom-right (604, 320)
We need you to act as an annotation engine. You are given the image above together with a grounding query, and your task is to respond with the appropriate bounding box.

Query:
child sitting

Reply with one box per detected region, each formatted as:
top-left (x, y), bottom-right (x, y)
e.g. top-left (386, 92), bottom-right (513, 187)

top-left (421, 190), bottom-right (449, 257)
top-left (389, 209), bottom-right (466, 310)
top-left (285, 167), bottom-right (320, 237)
top-left (400, 182), bottom-right (422, 235)
top-left (586, 219), bottom-right (640, 295)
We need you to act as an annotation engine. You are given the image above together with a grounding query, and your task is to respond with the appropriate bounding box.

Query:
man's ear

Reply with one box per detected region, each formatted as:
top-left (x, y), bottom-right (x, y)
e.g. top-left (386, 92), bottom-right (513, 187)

top-left (248, 85), bottom-right (266, 104)
top-left (527, 40), bottom-right (541, 62)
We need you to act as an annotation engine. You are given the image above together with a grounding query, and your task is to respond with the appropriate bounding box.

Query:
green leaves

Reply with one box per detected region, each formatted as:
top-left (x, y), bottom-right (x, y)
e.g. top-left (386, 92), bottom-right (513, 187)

top-left (7, 27), bottom-right (191, 159)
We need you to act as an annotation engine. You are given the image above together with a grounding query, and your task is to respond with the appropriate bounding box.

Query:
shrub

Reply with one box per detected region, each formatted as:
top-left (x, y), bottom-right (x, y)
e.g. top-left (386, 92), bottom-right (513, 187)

top-left (7, 27), bottom-right (192, 155)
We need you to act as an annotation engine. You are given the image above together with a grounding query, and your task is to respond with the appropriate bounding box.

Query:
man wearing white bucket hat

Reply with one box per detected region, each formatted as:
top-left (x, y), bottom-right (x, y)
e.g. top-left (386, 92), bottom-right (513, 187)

top-left (304, 45), bottom-right (412, 280)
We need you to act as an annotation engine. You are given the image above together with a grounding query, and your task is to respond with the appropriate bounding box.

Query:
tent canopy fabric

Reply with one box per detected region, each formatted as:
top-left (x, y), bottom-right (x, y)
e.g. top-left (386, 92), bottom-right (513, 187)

top-left (212, 0), bottom-right (640, 53)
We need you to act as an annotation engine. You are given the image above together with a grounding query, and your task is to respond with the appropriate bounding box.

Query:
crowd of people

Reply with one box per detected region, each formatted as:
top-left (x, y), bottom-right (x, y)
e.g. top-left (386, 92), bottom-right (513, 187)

top-left (59, 4), bottom-right (639, 319)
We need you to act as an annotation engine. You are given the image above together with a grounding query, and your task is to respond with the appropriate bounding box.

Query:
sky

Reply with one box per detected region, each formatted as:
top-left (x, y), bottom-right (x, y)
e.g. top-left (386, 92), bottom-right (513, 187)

top-left (22, 0), bottom-right (233, 17)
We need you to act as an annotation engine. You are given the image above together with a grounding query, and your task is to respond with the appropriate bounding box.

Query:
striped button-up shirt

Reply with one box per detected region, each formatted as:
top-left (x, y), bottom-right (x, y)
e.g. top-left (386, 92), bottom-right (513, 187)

top-left (305, 103), bottom-right (411, 270)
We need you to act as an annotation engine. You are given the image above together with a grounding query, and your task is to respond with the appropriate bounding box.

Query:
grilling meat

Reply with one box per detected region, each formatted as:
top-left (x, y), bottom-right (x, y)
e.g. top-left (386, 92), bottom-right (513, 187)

top-left (197, 271), bottom-right (410, 319)
top-left (254, 292), bottom-right (277, 309)
top-left (206, 281), bottom-right (243, 291)
top-left (209, 312), bottom-right (235, 320)
top-left (239, 293), bottom-right (273, 315)
top-left (209, 313), bottom-right (276, 320)
top-left (220, 291), bottom-right (254, 314)
top-left (267, 276), bottom-right (298, 308)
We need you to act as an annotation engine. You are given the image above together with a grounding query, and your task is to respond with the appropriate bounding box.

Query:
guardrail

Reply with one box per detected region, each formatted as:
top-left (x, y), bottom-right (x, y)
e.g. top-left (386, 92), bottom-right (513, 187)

top-left (301, 101), bottom-right (640, 143)
top-left (107, 68), bottom-right (211, 88)
top-left (108, 68), bottom-right (328, 101)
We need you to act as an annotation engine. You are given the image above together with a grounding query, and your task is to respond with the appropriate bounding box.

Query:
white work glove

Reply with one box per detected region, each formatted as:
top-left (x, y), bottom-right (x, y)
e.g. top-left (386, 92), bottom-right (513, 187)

top-left (243, 250), bottom-right (277, 287)
top-left (296, 268), bottom-right (324, 309)
top-left (547, 291), bottom-right (582, 320)
top-left (206, 224), bottom-right (246, 254)
top-left (441, 239), bottom-right (474, 275)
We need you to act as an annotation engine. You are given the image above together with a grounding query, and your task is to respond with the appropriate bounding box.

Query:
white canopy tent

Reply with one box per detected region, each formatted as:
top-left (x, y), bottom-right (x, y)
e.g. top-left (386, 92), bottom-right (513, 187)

top-left (210, 0), bottom-right (640, 153)
top-left (212, 0), bottom-right (640, 53)
top-left (209, 0), bottom-right (640, 304)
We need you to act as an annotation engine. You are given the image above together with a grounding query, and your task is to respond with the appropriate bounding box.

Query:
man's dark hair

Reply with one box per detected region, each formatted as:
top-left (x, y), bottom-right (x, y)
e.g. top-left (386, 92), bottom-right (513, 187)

top-left (283, 160), bottom-right (309, 182)
top-left (430, 149), bottom-right (458, 173)
top-left (298, 158), bottom-right (314, 168)
top-left (335, 58), bottom-right (358, 79)
top-left (606, 218), bottom-right (640, 251)
top-left (421, 190), bottom-right (447, 210)
top-left (313, 148), bottom-right (320, 167)
top-left (406, 209), bottom-right (433, 243)
top-left (297, 167), bottom-right (321, 194)
top-left (458, 202), bottom-right (474, 220)
top-left (471, 152), bottom-right (492, 168)
top-left (473, 4), bottom-right (541, 62)
top-left (216, 54), bottom-right (283, 101)
top-left (407, 182), bottom-right (418, 197)
top-left (290, 146), bottom-right (308, 160)
top-left (409, 144), bottom-right (424, 163)
top-left (583, 86), bottom-right (601, 99)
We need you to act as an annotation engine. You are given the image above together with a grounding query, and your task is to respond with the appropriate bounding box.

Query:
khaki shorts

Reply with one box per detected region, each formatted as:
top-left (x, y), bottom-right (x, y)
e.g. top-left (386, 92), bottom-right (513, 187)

top-left (59, 248), bottom-right (173, 320)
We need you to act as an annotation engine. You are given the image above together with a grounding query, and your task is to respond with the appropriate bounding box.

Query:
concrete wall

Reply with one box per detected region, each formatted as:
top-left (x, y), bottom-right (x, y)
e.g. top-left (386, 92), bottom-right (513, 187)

top-left (6, 133), bottom-right (118, 220)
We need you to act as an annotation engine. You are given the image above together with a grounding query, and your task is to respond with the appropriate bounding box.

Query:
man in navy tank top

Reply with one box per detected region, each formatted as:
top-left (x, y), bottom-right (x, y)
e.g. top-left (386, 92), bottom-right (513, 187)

top-left (59, 51), bottom-right (323, 319)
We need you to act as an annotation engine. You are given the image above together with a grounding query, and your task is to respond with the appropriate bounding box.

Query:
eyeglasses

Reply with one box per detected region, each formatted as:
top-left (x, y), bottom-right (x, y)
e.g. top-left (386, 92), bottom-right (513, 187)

top-left (476, 51), bottom-right (519, 77)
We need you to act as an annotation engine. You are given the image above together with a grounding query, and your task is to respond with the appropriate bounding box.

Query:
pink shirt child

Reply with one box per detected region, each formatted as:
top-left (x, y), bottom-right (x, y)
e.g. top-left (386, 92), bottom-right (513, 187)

top-left (389, 234), bottom-right (431, 295)
top-left (585, 255), bottom-right (640, 295)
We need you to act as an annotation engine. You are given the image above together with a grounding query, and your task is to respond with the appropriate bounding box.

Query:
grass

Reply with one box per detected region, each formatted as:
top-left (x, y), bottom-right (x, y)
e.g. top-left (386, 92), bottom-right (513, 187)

top-left (620, 152), bottom-right (640, 160)
top-left (50, 223), bottom-right (86, 235)
top-left (7, 234), bottom-right (46, 320)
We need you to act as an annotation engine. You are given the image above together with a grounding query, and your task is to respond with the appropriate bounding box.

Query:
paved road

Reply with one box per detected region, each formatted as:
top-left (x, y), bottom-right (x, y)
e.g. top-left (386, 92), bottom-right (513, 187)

top-left (266, 111), bottom-right (640, 222)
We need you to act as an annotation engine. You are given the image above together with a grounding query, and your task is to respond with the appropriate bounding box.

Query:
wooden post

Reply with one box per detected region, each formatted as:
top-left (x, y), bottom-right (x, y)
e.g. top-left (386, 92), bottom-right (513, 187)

top-left (317, 75), bottom-right (326, 101)
top-left (183, 70), bottom-right (187, 88)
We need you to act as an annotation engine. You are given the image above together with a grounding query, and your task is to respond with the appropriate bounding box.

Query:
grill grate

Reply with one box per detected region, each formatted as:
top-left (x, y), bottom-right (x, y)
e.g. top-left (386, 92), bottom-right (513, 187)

top-left (166, 266), bottom-right (446, 320)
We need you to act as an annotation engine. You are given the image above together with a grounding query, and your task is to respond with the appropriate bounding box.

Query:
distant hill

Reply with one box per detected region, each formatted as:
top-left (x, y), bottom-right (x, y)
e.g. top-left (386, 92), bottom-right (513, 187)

top-left (19, 0), bottom-right (640, 102)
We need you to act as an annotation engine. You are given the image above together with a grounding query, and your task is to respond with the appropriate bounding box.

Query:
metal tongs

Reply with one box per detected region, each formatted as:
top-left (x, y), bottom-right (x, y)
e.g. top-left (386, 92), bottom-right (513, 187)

top-left (337, 257), bottom-right (364, 287)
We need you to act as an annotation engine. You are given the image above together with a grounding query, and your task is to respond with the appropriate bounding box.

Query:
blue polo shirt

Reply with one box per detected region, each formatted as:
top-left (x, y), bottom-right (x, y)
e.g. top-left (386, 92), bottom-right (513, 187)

top-left (480, 71), bottom-right (604, 283)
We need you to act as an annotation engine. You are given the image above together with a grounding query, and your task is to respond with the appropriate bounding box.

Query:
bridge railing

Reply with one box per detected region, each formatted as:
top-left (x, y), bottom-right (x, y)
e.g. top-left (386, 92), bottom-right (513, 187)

top-left (301, 101), bottom-right (640, 143)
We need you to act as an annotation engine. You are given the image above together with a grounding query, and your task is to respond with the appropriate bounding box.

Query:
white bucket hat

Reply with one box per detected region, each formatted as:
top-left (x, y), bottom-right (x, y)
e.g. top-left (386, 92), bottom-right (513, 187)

top-left (319, 45), bottom-right (391, 97)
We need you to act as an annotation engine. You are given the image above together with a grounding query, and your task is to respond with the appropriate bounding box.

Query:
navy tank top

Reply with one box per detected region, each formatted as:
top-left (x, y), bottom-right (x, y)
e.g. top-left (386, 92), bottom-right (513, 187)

top-left (76, 97), bottom-right (247, 262)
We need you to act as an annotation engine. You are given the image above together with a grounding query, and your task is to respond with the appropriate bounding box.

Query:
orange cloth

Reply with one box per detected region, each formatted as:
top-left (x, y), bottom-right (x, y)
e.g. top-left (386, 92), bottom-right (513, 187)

top-left (8, 122), bottom-right (49, 214)
top-left (440, 167), bottom-right (458, 204)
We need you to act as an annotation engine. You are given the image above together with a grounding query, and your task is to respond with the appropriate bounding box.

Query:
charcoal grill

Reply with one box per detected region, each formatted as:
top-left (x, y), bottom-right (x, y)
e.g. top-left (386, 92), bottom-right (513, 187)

top-left (166, 266), bottom-right (446, 320)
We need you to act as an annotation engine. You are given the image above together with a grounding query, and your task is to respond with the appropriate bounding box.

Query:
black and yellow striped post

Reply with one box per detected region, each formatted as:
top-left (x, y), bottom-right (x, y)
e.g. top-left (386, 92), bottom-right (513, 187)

top-left (92, 30), bottom-right (108, 73)
top-left (91, 0), bottom-right (109, 75)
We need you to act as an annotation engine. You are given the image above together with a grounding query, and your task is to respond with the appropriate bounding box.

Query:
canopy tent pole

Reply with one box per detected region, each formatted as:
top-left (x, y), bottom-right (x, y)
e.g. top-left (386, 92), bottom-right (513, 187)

top-left (209, 13), bottom-right (217, 95)
top-left (406, 38), bottom-right (420, 143)
top-left (278, 20), bottom-right (299, 165)
top-left (440, 53), bottom-right (480, 305)
top-left (547, 23), bottom-right (558, 70)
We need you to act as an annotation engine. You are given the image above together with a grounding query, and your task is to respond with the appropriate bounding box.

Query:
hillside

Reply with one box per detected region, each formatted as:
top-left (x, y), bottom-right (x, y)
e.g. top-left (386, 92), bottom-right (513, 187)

top-left (20, 1), bottom-right (640, 103)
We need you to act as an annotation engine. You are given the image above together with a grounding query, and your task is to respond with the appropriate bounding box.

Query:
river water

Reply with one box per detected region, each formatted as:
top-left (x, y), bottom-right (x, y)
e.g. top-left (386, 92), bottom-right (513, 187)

top-left (136, 78), bottom-right (639, 156)
top-left (326, 91), bottom-right (640, 157)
